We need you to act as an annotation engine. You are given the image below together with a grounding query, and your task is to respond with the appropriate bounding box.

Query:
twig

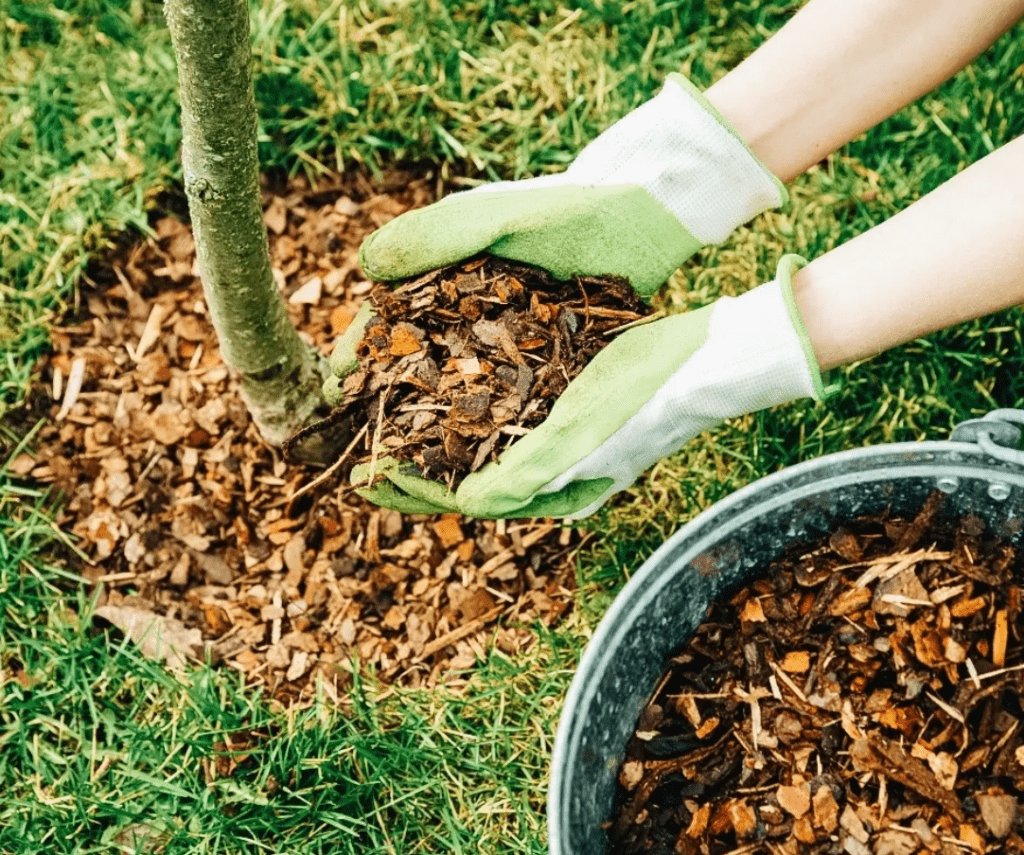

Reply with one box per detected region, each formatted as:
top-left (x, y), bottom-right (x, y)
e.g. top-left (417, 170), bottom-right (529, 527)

top-left (769, 661), bottom-right (810, 704)
top-left (365, 378), bottom-right (394, 486)
top-left (666, 692), bottom-right (732, 700)
top-left (580, 305), bottom-right (646, 320)
top-left (55, 357), bottom-right (86, 421)
top-left (966, 657), bottom-right (982, 689)
top-left (925, 692), bottom-right (964, 724)
top-left (282, 406), bottom-right (351, 463)
top-left (600, 310), bottom-right (666, 336)
top-left (287, 422), bottom-right (369, 502)
top-left (419, 605), bottom-right (504, 659)
top-left (991, 718), bottom-right (1019, 756)
top-left (575, 276), bottom-right (592, 331)
top-left (973, 660), bottom-right (1024, 682)
top-left (133, 302), bottom-right (166, 362)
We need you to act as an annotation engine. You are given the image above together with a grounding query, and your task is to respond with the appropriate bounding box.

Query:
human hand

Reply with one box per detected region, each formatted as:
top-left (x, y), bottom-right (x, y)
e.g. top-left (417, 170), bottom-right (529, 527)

top-left (329, 73), bottom-right (793, 517)
top-left (350, 256), bottom-right (827, 519)
top-left (358, 73), bottom-right (786, 299)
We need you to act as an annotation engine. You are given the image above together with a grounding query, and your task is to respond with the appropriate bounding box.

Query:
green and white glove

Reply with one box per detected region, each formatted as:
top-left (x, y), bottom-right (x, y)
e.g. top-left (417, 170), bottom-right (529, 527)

top-left (454, 255), bottom-right (827, 518)
top-left (358, 73), bottom-right (787, 298)
top-left (330, 72), bottom-right (808, 518)
top-left (345, 256), bottom-right (828, 519)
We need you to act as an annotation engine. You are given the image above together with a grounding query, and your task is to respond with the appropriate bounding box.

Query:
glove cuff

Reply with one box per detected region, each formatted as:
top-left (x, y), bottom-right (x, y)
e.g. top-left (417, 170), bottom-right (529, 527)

top-left (774, 254), bottom-right (834, 401)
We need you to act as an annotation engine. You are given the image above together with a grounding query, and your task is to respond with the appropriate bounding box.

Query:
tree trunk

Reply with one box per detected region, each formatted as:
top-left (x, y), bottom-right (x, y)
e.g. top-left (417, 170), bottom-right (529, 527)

top-left (164, 0), bottom-right (325, 449)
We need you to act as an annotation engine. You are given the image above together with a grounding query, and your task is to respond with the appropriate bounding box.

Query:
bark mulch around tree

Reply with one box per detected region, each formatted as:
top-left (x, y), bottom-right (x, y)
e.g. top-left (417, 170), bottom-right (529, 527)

top-left (323, 256), bottom-right (651, 488)
top-left (609, 493), bottom-right (1024, 855)
top-left (12, 172), bottom-right (587, 704)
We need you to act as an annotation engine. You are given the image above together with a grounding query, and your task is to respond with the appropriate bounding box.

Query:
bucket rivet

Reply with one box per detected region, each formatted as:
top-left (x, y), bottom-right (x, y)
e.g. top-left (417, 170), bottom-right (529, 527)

top-left (988, 482), bottom-right (1012, 501)
top-left (936, 477), bottom-right (960, 494)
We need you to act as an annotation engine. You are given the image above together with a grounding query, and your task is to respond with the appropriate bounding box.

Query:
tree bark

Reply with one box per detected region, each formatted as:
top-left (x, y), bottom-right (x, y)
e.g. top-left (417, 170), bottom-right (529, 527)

top-left (164, 0), bottom-right (325, 449)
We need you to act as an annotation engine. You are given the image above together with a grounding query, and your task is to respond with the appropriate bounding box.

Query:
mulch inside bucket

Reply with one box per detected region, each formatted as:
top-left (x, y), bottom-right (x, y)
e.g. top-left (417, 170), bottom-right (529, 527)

top-left (608, 491), bottom-right (1024, 854)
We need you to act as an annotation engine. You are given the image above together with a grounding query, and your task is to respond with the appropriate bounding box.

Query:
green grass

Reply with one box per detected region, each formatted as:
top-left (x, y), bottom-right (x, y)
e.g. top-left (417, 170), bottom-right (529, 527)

top-left (2, 0), bottom-right (1024, 851)
top-left (0, 506), bottom-right (576, 853)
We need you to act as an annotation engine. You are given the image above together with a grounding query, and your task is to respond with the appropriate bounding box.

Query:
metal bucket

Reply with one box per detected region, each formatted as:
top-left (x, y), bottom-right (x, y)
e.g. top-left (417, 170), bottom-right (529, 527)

top-left (548, 409), bottom-right (1024, 855)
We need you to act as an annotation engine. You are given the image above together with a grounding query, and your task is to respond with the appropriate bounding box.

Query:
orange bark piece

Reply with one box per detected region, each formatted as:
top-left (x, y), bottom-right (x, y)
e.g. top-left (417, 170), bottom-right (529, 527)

top-left (950, 596), bottom-right (987, 618)
top-left (874, 704), bottom-right (923, 737)
top-left (777, 784), bottom-right (811, 818)
top-left (793, 815), bottom-right (819, 844)
top-left (728, 800), bottom-right (757, 838)
top-left (518, 338), bottom-right (547, 351)
top-left (455, 538), bottom-right (475, 562)
top-left (432, 514), bottom-right (465, 548)
top-left (330, 304), bottom-right (357, 334)
top-left (388, 324), bottom-right (422, 356)
top-left (910, 617), bottom-right (947, 668)
top-left (695, 716), bottom-right (719, 739)
top-left (382, 606), bottom-right (406, 631)
top-left (202, 604), bottom-right (232, 636)
top-left (993, 609), bottom-right (1008, 668)
top-left (708, 803), bottom-right (733, 836)
top-left (812, 784), bottom-right (840, 832)
top-left (739, 598), bottom-right (767, 623)
top-left (685, 803), bottom-right (711, 838)
top-left (828, 585), bottom-right (872, 616)
top-left (780, 651), bottom-right (811, 673)
top-left (318, 516), bottom-right (341, 536)
top-left (959, 823), bottom-right (986, 853)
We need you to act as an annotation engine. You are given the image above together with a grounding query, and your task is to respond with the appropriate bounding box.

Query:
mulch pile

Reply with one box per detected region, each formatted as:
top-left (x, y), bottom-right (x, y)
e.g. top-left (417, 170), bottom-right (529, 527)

top-left (327, 256), bottom-right (650, 487)
top-left (610, 493), bottom-right (1024, 854)
top-left (11, 172), bottom-right (586, 703)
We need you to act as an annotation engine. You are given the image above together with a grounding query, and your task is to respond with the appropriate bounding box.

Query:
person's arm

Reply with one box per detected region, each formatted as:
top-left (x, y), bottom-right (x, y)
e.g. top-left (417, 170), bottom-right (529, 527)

top-left (706, 0), bottom-right (1024, 181)
top-left (793, 134), bottom-right (1024, 371)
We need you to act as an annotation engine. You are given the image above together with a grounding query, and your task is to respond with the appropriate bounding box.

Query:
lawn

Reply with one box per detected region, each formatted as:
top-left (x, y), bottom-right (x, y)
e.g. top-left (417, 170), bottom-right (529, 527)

top-left (2, 1), bottom-right (1023, 852)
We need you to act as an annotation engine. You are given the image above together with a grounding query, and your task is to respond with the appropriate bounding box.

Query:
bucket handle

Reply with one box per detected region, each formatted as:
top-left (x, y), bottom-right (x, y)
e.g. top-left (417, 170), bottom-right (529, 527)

top-left (950, 408), bottom-right (1024, 467)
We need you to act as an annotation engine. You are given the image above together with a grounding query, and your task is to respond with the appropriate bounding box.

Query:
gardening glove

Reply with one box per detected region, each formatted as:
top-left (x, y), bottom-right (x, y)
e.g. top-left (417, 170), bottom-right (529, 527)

top-left (355, 255), bottom-right (830, 520)
top-left (357, 72), bottom-right (787, 299)
top-left (331, 71), bottom-right (791, 516)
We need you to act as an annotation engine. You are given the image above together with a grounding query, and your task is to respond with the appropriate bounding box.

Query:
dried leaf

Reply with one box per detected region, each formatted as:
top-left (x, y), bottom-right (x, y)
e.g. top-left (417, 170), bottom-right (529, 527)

top-left (94, 605), bottom-right (203, 670)
top-left (977, 793), bottom-right (1017, 838)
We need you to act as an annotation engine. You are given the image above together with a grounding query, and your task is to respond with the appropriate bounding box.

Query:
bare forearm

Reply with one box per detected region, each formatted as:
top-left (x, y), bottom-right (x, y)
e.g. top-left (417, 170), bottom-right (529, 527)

top-left (706, 0), bottom-right (1024, 181)
top-left (791, 135), bottom-right (1024, 371)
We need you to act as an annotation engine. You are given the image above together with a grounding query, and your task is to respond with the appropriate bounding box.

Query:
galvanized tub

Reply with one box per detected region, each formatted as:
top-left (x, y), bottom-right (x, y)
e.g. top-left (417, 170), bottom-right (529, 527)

top-left (548, 409), bottom-right (1024, 855)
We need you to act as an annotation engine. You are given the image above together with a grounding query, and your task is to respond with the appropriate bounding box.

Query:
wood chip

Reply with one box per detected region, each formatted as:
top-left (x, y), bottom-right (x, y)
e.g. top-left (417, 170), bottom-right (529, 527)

top-left (776, 785), bottom-right (810, 818)
top-left (55, 356), bottom-right (86, 421)
top-left (289, 275), bottom-right (322, 305)
top-left (993, 608), bottom-right (1008, 668)
top-left (812, 784), bottom-right (839, 832)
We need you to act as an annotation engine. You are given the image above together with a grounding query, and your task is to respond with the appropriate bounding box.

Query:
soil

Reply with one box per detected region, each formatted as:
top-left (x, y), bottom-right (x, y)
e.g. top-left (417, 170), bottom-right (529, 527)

top-left (8, 171), bottom-right (587, 704)
top-left (318, 255), bottom-right (651, 488)
top-left (609, 493), bottom-right (1024, 855)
